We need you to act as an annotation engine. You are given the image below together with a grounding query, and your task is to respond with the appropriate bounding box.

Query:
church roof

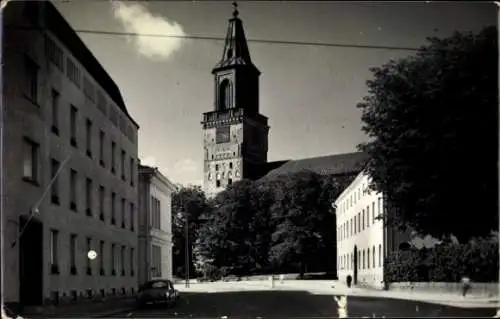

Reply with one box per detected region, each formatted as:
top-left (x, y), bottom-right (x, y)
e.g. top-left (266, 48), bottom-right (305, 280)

top-left (212, 2), bottom-right (260, 74)
top-left (260, 152), bottom-right (368, 180)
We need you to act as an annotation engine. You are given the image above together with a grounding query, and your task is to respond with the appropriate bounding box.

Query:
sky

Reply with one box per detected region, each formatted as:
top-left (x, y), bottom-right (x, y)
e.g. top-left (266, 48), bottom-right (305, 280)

top-left (53, 1), bottom-right (495, 186)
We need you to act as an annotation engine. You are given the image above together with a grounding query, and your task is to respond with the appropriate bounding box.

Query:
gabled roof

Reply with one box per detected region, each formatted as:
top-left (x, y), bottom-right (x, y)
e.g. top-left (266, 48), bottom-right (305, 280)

top-left (212, 3), bottom-right (260, 74)
top-left (261, 152), bottom-right (368, 180)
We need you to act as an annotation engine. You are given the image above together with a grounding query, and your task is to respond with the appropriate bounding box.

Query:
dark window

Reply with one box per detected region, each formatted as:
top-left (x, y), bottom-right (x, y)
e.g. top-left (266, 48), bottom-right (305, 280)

top-left (22, 138), bottom-right (39, 184)
top-left (24, 56), bottom-right (39, 102)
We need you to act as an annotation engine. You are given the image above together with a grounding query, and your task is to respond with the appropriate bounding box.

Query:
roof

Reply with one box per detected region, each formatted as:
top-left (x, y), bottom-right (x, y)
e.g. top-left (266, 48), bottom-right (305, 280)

top-left (29, 1), bottom-right (139, 128)
top-left (139, 164), bottom-right (176, 190)
top-left (212, 4), bottom-right (260, 74)
top-left (261, 152), bottom-right (368, 180)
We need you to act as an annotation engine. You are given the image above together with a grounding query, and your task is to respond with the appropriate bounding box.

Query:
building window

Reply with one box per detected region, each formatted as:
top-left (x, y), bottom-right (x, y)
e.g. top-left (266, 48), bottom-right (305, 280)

top-left (372, 246), bottom-right (376, 268)
top-left (99, 240), bottom-right (105, 276)
top-left (111, 192), bottom-right (116, 224)
top-left (129, 158), bottom-right (135, 186)
top-left (70, 169), bottom-right (77, 211)
top-left (66, 57), bottom-right (81, 87)
top-left (130, 247), bottom-right (135, 276)
top-left (151, 245), bottom-right (162, 278)
top-left (378, 197), bottom-right (382, 220)
top-left (83, 76), bottom-right (96, 103)
top-left (362, 209), bottom-right (365, 230)
top-left (216, 180), bottom-right (221, 187)
top-left (150, 196), bottom-right (161, 229)
top-left (86, 237), bottom-right (92, 275)
top-left (121, 246), bottom-right (126, 276)
top-left (45, 35), bottom-right (64, 71)
top-left (350, 218), bottom-right (353, 235)
top-left (229, 162), bottom-right (233, 169)
top-left (97, 90), bottom-right (107, 114)
top-left (111, 141), bottom-right (116, 174)
top-left (121, 150), bottom-right (126, 181)
top-left (367, 249), bottom-right (370, 269)
top-left (378, 244), bottom-right (382, 267)
top-left (70, 105), bottom-right (77, 147)
top-left (353, 215), bottom-right (356, 234)
top-left (51, 89), bottom-right (60, 135)
top-left (215, 164), bottom-right (219, 171)
top-left (22, 138), bottom-right (39, 184)
top-left (51, 159), bottom-right (60, 205)
top-left (50, 230), bottom-right (59, 274)
top-left (24, 56), bottom-right (38, 103)
top-left (85, 178), bottom-right (92, 216)
top-left (70, 234), bottom-right (77, 275)
top-left (111, 244), bottom-right (116, 275)
top-left (130, 203), bottom-right (135, 231)
top-left (99, 186), bottom-right (105, 221)
top-left (362, 250), bottom-right (365, 269)
top-left (228, 178), bottom-right (233, 185)
top-left (367, 207), bottom-right (370, 228)
top-left (86, 119), bottom-right (92, 157)
top-left (357, 212), bottom-right (361, 231)
top-left (366, 206), bottom-right (370, 228)
top-left (121, 198), bottom-right (126, 229)
top-left (99, 130), bottom-right (105, 166)
top-left (218, 79), bottom-right (231, 110)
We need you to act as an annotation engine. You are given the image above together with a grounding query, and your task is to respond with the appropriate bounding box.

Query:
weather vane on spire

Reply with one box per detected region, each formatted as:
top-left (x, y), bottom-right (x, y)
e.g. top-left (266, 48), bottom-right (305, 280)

top-left (232, 1), bottom-right (239, 18)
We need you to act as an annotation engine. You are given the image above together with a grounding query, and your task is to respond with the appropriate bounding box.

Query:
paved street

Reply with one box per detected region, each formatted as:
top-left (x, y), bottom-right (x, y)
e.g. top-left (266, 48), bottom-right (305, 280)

top-left (107, 290), bottom-right (497, 318)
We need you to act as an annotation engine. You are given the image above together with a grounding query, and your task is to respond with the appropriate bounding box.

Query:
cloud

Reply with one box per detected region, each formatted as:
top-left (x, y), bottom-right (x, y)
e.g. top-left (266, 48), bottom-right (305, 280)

top-left (111, 1), bottom-right (186, 61)
top-left (141, 156), bottom-right (157, 167)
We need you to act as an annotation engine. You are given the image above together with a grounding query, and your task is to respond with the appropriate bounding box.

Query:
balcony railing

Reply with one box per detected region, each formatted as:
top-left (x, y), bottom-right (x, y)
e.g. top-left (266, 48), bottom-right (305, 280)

top-left (202, 108), bottom-right (244, 123)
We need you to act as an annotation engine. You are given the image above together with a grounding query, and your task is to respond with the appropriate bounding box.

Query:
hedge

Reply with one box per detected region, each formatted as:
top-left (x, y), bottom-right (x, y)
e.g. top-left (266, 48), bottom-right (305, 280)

top-left (384, 240), bottom-right (498, 283)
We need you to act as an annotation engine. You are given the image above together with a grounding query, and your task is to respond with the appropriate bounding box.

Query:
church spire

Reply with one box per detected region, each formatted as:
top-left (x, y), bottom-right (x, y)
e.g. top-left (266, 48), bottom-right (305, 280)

top-left (212, 2), bottom-right (259, 74)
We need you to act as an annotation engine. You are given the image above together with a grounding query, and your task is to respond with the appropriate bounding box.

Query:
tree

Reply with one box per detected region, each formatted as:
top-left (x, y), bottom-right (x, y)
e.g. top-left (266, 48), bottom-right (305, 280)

top-left (171, 185), bottom-right (210, 278)
top-left (196, 179), bottom-right (273, 276)
top-left (268, 170), bottom-right (330, 278)
top-left (357, 26), bottom-right (498, 242)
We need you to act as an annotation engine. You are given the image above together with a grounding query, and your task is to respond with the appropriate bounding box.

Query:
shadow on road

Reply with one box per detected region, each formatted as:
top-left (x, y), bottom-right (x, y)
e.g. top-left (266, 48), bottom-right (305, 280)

top-left (112, 290), bottom-right (497, 318)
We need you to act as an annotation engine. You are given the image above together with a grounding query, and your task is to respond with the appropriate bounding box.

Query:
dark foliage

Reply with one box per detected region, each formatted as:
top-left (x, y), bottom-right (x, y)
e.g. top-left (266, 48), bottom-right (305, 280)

top-left (357, 26), bottom-right (498, 242)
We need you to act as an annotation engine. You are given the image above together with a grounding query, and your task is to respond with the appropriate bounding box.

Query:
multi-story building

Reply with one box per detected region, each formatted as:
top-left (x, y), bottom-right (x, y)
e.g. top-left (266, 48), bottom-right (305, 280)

top-left (138, 165), bottom-right (175, 284)
top-left (3, 1), bottom-right (139, 309)
top-left (335, 172), bottom-right (411, 289)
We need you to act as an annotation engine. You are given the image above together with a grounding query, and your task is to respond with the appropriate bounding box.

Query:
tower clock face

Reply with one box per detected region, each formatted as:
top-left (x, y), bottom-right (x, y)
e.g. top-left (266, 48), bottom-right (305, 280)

top-left (216, 126), bottom-right (230, 144)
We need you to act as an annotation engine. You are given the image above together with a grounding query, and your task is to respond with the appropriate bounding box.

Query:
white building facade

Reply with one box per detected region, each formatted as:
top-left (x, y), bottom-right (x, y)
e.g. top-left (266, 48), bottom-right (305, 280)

top-left (3, 2), bottom-right (139, 309)
top-left (335, 172), bottom-right (387, 289)
top-left (138, 165), bottom-right (175, 285)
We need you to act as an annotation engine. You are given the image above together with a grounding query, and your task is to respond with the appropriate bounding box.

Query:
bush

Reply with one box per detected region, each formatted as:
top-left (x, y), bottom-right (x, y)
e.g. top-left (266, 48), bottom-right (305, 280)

top-left (384, 240), bottom-right (498, 283)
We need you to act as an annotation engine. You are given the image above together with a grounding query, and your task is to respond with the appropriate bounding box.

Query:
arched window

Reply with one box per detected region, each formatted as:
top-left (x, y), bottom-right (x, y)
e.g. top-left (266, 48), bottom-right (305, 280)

top-left (218, 79), bottom-right (231, 110)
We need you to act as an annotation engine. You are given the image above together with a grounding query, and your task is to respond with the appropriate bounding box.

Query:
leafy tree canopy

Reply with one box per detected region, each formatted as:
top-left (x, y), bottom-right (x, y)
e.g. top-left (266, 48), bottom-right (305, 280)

top-left (357, 26), bottom-right (498, 242)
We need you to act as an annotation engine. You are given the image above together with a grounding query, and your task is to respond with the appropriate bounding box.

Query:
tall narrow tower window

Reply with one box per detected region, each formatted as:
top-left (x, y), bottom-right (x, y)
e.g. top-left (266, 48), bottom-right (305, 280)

top-left (218, 79), bottom-right (231, 110)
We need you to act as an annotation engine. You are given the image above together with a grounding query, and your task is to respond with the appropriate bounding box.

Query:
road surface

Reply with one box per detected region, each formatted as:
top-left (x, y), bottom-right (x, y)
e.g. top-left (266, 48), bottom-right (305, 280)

top-left (107, 290), bottom-right (497, 318)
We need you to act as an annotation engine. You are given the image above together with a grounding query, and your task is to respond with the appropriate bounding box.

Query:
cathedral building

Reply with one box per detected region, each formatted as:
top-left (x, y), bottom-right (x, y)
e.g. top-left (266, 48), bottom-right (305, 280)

top-left (202, 3), bottom-right (366, 197)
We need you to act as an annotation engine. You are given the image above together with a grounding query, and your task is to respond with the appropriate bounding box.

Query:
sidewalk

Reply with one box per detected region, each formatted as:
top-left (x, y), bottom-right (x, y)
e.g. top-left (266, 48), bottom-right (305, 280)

top-left (280, 280), bottom-right (499, 309)
top-left (19, 297), bottom-right (136, 318)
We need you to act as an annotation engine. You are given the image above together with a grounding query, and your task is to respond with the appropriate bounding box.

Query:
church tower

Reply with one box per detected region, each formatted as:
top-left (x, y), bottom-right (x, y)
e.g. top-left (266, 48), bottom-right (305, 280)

top-left (201, 2), bottom-right (269, 196)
